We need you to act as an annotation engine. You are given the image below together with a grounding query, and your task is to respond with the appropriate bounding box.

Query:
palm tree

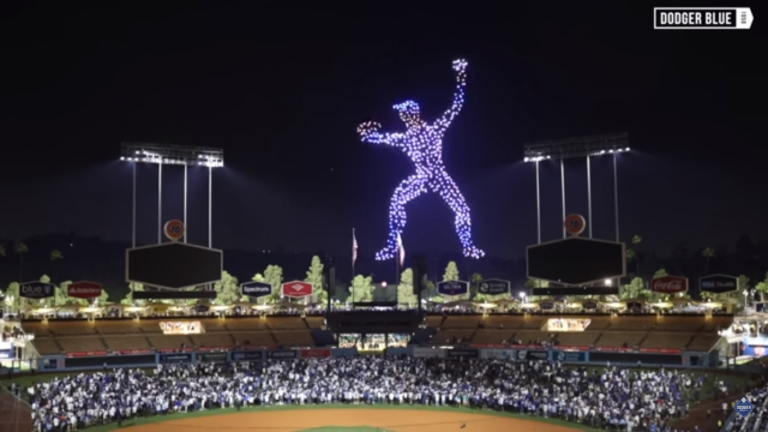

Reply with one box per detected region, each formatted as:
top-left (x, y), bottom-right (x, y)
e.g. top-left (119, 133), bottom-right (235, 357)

top-left (626, 249), bottom-right (636, 277)
top-left (51, 249), bottom-right (64, 283)
top-left (16, 242), bottom-right (28, 282)
top-left (631, 235), bottom-right (642, 279)
top-left (702, 247), bottom-right (716, 275)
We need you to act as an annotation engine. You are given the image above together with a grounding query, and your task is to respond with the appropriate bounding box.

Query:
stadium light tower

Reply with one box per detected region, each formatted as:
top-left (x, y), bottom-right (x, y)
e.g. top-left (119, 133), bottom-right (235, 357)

top-left (523, 133), bottom-right (629, 242)
top-left (120, 142), bottom-right (224, 248)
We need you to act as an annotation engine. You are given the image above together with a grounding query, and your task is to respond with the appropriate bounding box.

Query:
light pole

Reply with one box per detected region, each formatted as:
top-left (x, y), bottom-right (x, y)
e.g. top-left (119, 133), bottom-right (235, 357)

top-left (120, 143), bottom-right (224, 247)
top-left (523, 133), bottom-right (629, 243)
top-left (535, 161), bottom-right (541, 243)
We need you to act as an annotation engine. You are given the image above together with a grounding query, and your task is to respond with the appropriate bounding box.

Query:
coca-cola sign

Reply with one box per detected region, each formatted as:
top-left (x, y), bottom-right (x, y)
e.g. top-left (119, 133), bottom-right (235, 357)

top-left (67, 281), bottom-right (102, 299)
top-left (650, 276), bottom-right (688, 294)
top-left (20, 281), bottom-right (55, 299)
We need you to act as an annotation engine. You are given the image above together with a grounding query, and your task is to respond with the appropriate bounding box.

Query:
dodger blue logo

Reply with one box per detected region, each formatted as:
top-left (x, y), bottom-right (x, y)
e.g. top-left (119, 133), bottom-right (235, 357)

top-left (734, 396), bottom-right (754, 418)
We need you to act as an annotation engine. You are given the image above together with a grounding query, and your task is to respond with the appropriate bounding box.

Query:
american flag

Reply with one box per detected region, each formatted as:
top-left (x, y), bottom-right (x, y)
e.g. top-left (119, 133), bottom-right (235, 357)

top-left (352, 228), bottom-right (359, 266)
top-left (397, 231), bottom-right (405, 267)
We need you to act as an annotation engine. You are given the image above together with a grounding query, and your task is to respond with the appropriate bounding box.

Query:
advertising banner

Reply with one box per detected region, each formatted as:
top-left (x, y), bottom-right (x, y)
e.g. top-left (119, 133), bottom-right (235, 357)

top-left (650, 276), bottom-right (688, 294)
top-left (20, 281), bottom-right (55, 299)
top-left (159, 321), bottom-right (202, 335)
top-left (589, 351), bottom-right (683, 365)
top-left (554, 351), bottom-right (587, 362)
top-left (330, 348), bottom-right (358, 357)
top-left (699, 274), bottom-right (738, 294)
top-left (437, 280), bottom-right (469, 296)
top-left (482, 349), bottom-right (517, 360)
top-left (300, 349), bottom-right (331, 358)
top-left (66, 351), bottom-right (108, 358)
top-left (412, 347), bottom-right (445, 358)
top-left (385, 347), bottom-right (411, 356)
top-left (67, 281), bottom-right (102, 299)
top-left (281, 281), bottom-right (313, 298)
top-left (516, 350), bottom-right (549, 361)
top-left (478, 279), bottom-right (510, 295)
top-left (42, 357), bottom-right (65, 370)
top-left (240, 281), bottom-right (273, 299)
top-left (267, 349), bottom-right (297, 360)
top-left (159, 353), bottom-right (193, 364)
top-left (231, 351), bottom-right (264, 361)
top-left (445, 348), bottom-right (479, 358)
top-left (197, 352), bottom-right (227, 363)
top-left (120, 349), bottom-right (153, 355)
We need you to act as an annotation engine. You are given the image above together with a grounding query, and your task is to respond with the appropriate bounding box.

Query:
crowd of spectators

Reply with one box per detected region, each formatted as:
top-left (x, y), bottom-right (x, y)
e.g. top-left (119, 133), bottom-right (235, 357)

top-left (8, 356), bottom-right (718, 432)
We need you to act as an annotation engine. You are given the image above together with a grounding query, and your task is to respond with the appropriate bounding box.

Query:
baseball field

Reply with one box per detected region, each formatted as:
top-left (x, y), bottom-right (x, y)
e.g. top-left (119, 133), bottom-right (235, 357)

top-left (1, 366), bottom-right (748, 432)
top-left (76, 406), bottom-right (600, 432)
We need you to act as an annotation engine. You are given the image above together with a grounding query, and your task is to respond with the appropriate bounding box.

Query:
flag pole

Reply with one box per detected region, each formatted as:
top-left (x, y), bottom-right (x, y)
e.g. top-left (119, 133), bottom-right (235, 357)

top-left (396, 231), bottom-right (402, 287)
top-left (395, 252), bottom-right (399, 286)
top-left (352, 228), bottom-right (356, 306)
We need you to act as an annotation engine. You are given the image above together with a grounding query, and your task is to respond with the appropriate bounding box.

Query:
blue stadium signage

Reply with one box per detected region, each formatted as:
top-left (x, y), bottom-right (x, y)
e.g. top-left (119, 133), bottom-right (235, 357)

top-left (159, 353), bottom-right (192, 364)
top-left (446, 348), bottom-right (479, 358)
top-left (437, 280), bottom-right (469, 296)
top-left (734, 396), bottom-right (754, 418)
top-left (20, 281), bottom-right (55, 299)
top-left (232, 351), bottom-right (264, 361)
top-left (267, 349), bottom-right (297, 360)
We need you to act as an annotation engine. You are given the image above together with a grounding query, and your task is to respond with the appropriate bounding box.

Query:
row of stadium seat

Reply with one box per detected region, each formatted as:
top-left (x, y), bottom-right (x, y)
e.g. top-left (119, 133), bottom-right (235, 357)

top-left (29, 329), bottom-right (316, 355)
top-left (434, 315), bottom-right (732, 332)
top-left (432, 328), bottom-right (721, 351)
top-left (22, 316), bottom-right (324, 337)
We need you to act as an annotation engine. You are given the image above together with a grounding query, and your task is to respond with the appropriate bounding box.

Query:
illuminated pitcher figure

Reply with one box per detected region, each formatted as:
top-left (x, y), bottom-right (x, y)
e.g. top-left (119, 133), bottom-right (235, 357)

top-left (357, 59), bottom-right (485, 260)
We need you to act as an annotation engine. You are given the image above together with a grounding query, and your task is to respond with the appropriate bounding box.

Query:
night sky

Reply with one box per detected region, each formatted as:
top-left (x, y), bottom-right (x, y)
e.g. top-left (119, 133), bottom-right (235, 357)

top-left (1, 2), bottom-right (766, 260)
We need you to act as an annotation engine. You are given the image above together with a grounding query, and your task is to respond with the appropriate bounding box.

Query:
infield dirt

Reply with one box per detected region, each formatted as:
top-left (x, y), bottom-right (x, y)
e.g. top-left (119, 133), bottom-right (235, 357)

top-left (124, 408), bottom-right (583, 431)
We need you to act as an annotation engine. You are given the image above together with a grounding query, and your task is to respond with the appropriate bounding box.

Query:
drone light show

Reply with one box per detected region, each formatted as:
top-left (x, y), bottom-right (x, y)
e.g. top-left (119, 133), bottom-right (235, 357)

top-left (357, 59), bottom-right (485, 260)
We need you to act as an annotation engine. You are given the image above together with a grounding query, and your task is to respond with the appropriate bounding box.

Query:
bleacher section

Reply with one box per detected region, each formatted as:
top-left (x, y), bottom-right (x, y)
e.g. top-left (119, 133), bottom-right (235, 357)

top-left (22, 313), bottom-right (728, 356)
top-left (305, 317), bottom-right (324, 329)
top-left (426, 314), bottom-right (726, 352)
top-left (272, 331), bottom-right (313, 346)
top-left (433, 329), bottom-right (476, 344)
top-left (24, 317), bottom-right (312, 355)
top-left (594, 331), bottom-right (646, 348)
top-left (58, 338), bottom-right (107, 352)
top-left (267, 318), bottom-right (308, 330)
top-left (555, 332), bottom-right (600, 347)
top-left (687, 333), bottom-right (722, 351)
top-left (471, 330), bottom-right (514, 345)
top-left (102, 336), bottom-right (152, 351)
top-left (443, 316), bottom-right (481, 328)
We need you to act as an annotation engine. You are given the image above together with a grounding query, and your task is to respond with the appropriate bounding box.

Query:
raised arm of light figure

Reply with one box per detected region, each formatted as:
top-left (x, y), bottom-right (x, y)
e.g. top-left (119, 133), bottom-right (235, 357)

top-left (357, 121), bottom-right (404, 147)
top-left (434, 59), bottom-right (468, 134)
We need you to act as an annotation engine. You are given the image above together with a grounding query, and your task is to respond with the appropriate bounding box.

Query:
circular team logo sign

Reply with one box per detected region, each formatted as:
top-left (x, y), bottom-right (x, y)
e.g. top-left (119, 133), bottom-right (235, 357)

top-left (164, 220), bottom-right (185, 241)
top-left (564, 214), bottom-right (586, 236)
